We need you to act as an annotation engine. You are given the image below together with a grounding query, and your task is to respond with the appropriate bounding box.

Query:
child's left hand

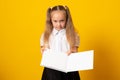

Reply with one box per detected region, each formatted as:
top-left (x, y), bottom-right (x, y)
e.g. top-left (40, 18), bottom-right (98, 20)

top-left (66, 50), bottom-right (72, 56)
top-left (66, 46), bottom-right (78, 56)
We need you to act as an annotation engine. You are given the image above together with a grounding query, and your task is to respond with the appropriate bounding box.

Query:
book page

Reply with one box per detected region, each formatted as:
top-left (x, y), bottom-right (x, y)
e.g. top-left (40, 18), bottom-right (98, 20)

top-left (40, 49), bottom-right (68, 72)
top-left (66, 50), bottom-right (94, 72)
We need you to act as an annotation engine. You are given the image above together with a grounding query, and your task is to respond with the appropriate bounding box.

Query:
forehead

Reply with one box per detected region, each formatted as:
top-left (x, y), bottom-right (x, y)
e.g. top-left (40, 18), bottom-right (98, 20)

top-left (51, 10), bottom-right (66, 19)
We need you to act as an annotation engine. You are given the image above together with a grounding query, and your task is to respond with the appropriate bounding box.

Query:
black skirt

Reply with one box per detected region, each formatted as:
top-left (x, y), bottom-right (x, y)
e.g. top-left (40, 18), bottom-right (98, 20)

top-left (42, 67), bottom-right (80, 80)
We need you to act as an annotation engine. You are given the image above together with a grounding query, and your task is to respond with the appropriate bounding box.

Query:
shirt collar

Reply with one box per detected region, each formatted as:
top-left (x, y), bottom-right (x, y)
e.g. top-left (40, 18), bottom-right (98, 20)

top-left (52, 28), bottom-right (66, 35)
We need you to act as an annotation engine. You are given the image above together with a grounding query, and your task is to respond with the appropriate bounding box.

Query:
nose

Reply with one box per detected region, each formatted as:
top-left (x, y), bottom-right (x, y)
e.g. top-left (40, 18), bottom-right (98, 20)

top-left (57, 22), bottom-right (61, 26)
top-left (57, 22), bottom-right (62, 28)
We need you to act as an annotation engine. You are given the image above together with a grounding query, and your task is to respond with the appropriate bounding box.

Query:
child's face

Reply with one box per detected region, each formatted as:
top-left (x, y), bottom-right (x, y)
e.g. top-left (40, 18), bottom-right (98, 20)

top-left (51, 10), bottom-right (66, 31)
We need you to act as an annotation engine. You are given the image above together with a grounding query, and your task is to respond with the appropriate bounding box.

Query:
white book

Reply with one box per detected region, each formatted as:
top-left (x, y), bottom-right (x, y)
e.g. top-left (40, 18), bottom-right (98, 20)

top-left (40, 49), bottom-right (94, 73)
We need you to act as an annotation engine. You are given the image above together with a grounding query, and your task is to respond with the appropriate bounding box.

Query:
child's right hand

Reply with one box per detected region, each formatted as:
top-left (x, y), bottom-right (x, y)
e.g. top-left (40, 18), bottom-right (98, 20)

top-left (40, 46), bottom-right (45, 54)
top-left (40, 46), bottom-right (49, 54)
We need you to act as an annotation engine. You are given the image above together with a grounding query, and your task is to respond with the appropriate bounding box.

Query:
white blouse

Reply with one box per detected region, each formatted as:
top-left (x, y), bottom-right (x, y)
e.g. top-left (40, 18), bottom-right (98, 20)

top-left (40, 28), bottom-right (80, 53)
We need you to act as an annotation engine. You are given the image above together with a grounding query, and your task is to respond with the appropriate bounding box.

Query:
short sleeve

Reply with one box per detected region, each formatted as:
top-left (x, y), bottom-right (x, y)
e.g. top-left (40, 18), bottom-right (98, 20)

top-left (75, 34), bottom-right (80, 47)
top-left (40, 33), bottom-right (44, 46)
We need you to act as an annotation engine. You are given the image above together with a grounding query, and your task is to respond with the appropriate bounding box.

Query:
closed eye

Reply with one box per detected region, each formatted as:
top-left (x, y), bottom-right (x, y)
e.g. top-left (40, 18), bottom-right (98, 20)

top-left (60, 20), bottom-right (64, 22)
top-left (53, 20), bottom-right (57, 22)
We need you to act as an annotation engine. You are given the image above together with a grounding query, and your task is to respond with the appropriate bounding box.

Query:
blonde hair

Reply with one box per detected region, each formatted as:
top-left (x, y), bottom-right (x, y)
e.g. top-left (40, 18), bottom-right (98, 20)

top-left (43, 5), bottom-right (78, 48)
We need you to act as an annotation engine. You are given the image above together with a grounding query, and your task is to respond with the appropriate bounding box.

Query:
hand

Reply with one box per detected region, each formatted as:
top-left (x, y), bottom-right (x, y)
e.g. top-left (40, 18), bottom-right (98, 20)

top-left (66, 50), bottom-right (72, 56)
top-left (40, 46), bottom-right (45, 54)
top-left (40, 46), bottom-right (49, 54)
top-left (65, 46), bottom-right (78, 56)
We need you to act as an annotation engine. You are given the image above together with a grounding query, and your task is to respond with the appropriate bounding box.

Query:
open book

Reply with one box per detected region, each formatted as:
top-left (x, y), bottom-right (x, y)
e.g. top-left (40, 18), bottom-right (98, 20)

top-left (40, 49), bottom-right (94, 73)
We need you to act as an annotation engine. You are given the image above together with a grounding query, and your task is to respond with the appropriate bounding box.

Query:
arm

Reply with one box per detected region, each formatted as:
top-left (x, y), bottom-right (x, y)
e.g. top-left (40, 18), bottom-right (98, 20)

top-left (66, 33), bottom-right (80, 55)
top-left (40, 33), bottom-right (50, 54)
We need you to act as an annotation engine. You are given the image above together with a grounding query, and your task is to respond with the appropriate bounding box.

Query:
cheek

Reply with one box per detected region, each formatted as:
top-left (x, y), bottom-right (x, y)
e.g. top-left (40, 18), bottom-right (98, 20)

top-left (62, 22), bottom-right (66, 27)
top-left (51, 22), bottom-right (56, 27)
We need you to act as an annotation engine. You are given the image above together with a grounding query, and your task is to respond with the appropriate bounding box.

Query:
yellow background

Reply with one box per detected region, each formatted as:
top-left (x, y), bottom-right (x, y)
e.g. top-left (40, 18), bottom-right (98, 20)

top-left (0, 0), bottom-right (120, 80)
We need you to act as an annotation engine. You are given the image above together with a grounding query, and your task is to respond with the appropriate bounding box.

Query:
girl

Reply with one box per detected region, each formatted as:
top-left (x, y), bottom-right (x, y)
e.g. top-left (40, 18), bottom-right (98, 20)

top-left (40, 5), bottom-right (80, 80)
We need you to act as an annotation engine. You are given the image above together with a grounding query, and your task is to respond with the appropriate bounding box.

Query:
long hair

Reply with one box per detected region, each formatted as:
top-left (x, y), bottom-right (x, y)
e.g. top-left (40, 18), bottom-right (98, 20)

top-left (43, 5), bottom-right (77, 48)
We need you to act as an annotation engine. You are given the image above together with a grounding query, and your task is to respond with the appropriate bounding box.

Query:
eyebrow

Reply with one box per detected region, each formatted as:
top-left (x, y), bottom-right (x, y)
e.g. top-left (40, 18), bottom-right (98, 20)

top-left (53, 19), bottom-right (65, 21)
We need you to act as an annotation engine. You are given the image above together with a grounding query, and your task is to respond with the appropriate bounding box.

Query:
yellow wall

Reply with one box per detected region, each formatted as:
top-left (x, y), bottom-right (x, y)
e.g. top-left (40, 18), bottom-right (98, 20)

top-left (0, 0), bottom-right (120, 80)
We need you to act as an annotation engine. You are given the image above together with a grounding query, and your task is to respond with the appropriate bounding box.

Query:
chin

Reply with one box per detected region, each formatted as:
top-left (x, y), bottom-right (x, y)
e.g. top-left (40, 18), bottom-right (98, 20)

top-left (55, 28), bottom-right (64, 31)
